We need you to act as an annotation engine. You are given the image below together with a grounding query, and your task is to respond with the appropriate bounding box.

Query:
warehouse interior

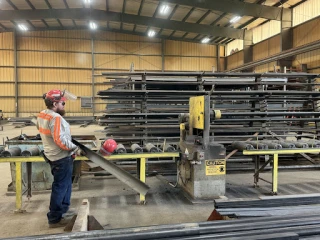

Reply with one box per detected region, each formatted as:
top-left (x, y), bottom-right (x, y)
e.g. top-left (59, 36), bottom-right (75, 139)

top-left (1, 0), bottom-right (320, 239)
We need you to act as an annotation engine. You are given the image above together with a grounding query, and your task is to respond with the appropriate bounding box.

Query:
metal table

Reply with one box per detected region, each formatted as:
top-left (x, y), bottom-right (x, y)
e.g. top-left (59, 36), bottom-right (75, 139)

top-left (243, 149), bottom-right (320, 195)
top-left (0, 152), bottom-right (179, 212)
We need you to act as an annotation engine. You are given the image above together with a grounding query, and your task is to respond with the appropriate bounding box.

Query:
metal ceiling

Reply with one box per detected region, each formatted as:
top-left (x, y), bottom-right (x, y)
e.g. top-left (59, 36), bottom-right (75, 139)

top-left (0, 0), bottom-right (308, 45)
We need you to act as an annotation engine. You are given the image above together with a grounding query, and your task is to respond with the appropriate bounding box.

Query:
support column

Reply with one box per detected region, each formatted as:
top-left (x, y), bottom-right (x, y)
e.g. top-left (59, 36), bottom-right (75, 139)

top-left (14, 30), bottom-right (18, 117)
top-left (272, 154), bottom-right (278, 195)
top-left (91, 34), bottom-right (95, 117)
top-left (139, 158), bottom-right (146, 203)
top-left (278, 8), bottom-right (293, 71)
top-left (224, 56), bottom-right (228, 71)
top-left (161, 39), bottom-right (165, 72)
top-left (216, 44), bottom-right (220, 72)
top-left (243, 29), bottom-right (253, 72)
top-left (15, 162), bottom-right (25, 213)
top-left (141, 75), bottom-right (147, 146)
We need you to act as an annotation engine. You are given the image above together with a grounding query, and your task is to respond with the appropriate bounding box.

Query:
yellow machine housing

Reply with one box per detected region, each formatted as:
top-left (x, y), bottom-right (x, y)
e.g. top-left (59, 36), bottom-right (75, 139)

top-left (179, 96), bottom-right (226, 199)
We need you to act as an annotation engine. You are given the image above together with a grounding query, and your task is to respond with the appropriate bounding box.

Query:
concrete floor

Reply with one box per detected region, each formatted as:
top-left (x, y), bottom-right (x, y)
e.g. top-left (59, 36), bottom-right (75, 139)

top-left (0, 123), bottom-right (320, 238)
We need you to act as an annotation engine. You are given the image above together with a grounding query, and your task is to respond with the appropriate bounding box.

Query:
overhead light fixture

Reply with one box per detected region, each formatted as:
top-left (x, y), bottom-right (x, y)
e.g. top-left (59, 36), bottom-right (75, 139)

top-left (84, 0), bottom-right (91, 4)
top-left (201, 37), bottom-right (210, 44)
top-left (18, 24), bottom-right (28, 31)
top-left (148, 30), bottom-right (156, 37)
top-left (160, 4), bottom-right (169, 15)
top-left (230, 16), bottom-right (241, 23)
top-left (89, 21), bottom-right (97, 30)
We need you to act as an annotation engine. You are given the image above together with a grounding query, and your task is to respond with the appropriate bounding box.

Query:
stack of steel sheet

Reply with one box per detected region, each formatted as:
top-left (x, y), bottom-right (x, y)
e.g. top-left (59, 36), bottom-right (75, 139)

top-left (215, 195), bottom-right (320, 209)
top-left (97, 71), bottom-right (320, 167)
top-left (10, 213), bottom-right (320, 239)
top-left (215, 195), bottom-right (320, 218)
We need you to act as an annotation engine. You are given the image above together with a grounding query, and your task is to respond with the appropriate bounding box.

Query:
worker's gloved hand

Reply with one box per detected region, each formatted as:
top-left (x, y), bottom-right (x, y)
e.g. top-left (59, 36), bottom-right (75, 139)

top-left (74, 147), bottom-right (86, 156)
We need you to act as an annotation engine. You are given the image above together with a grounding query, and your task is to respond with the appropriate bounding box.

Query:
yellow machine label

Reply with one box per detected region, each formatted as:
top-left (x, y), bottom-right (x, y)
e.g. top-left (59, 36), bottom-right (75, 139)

top-left (205, 159), bottom-right (226, 175)
top-left (189, 96), bottom-right (205, 130)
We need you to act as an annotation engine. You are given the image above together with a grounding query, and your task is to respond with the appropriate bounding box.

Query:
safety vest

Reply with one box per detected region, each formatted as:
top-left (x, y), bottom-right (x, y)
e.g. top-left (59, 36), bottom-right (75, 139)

top-left (37, 109), bottom-right (77, 161)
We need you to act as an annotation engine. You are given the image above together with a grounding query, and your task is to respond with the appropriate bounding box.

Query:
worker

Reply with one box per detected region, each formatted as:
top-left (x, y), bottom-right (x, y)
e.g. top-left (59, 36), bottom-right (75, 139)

top-left (37, 89), bottom-right (84, 228)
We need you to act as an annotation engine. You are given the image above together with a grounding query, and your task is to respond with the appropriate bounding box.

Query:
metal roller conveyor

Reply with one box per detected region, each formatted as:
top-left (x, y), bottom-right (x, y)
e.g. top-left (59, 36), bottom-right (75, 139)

top-left (260, 141), bottom-right (282, 149)
top-left (295, 142), bottom-right (309, 148)
top-left (162, 143), bottom-right (176, 152)
top-left (145, 143), bottom-right (160, 153)
top-left (306, 140), bottom-right (320, 148)
top-left (246, 141), bottom-right (268, 150)
top-left (131, 144), bottom-right (143, 153)
top-left (232, 141), bottom-right (255, 150)
top-left (115, 144), bottom-right (127, 154)
top-left (272, 141), bottom-right (296, 148)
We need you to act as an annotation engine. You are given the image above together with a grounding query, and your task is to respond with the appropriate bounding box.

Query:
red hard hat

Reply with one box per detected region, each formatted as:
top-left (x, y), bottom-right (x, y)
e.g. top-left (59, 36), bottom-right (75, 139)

top-left (100, 139), bottom-right (117, 156)
top-left (44, 89), bottom-right (66, 102)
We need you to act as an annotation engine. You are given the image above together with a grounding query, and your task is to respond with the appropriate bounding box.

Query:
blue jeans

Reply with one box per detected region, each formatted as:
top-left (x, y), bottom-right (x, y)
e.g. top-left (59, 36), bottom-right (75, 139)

top-left (47, 156), bottom-right (73, 224)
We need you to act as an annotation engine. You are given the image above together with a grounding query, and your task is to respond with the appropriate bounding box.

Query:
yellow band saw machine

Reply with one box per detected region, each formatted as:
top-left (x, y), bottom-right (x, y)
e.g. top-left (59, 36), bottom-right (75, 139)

top-left (178, 95), bottom-right (226, 200)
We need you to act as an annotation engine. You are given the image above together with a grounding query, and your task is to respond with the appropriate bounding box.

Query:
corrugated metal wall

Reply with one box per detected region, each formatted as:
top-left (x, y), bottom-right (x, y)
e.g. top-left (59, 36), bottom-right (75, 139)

top-left (293, 0), bottom-right (320, 26)
top-left (252, 20), bottom-right (281, 44)
top-left (0, 32), bottom-right (15, 116)
top-left (225, 20), bottom-right (280, 57)
top-left (293, 17), bottom-right (320, 47)
top-left (253, 35), bottom-right (281, 61)
top-left (255, 62), bottom-right (278, 73)
top-left (225, 39), bottom-right (244, 57)
top-left (246, 3), bottom-right (320, 73)
top-left (0, 30), bottom-right (218, 117)
top-left (17, 31), bottom-right (93, 117)
top-left (225, 0), bottom-right (320, 72)
top-left (293, 48), bottom-right (320, 72)
top-left (293, 16), bottom-right (320, 72)
top-left (226, 51), bottom-right (244, 70)
top-left (226, 30), bottom-right (281, 71)
top-left (164, 40), bottom-right (217, 71)
top-left (219, 45), bottom-right (225, 71)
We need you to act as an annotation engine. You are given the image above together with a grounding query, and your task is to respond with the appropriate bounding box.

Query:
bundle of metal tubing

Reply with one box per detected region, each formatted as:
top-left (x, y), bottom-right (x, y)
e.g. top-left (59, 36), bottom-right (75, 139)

top-left (215, 195), bottom-right (320, 209)
top-left (97, 72), bottom-right (320, 166)
top-left (21, 146), bottom-right (40, 157)
top-left (215, 195), bottom-right (320, 219)
top-left (1, 147), bottom-right (21, 157)
top-left (9, 214), bottom-right (320, 239)
top-left (8, 116), bottom-right (95, 125)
